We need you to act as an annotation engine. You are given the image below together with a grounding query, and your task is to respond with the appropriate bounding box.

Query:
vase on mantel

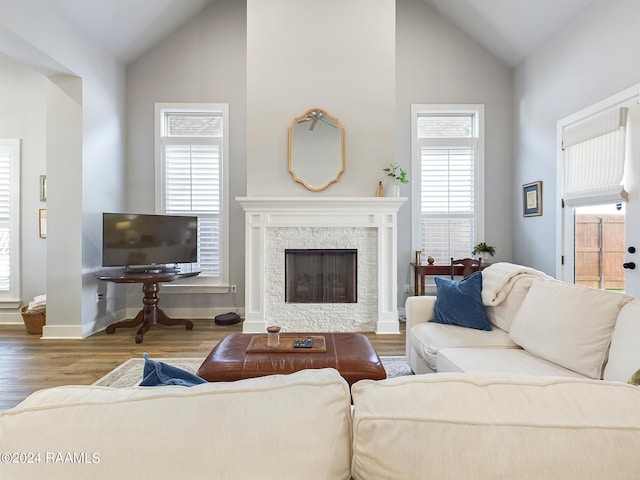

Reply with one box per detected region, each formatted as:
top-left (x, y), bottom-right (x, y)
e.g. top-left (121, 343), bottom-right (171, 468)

top-left (392, 181), bottom-right (400, 197)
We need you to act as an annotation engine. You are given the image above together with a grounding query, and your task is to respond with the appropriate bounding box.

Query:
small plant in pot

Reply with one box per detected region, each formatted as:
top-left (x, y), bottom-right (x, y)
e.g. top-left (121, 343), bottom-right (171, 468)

top-left (472, 242), bottom-right (496, 263)
top-left (383, 163), bottom-right (409, 196)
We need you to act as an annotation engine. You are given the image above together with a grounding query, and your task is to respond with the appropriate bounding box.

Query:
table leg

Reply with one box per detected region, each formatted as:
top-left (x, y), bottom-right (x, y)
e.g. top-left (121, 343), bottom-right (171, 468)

top-left (106, 310), bottom-right (144, 334)
top-left (106, 282), bottom-right (194, 344)
top-left (155, 308), bottom-right (194, 330)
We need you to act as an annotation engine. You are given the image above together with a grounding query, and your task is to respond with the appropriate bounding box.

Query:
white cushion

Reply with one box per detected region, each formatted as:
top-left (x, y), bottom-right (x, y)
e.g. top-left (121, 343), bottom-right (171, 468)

top-left (484, 274), bottom-right (536, 331)
top-left (409, 322), bottom-right (517, 370)
top-left (604, 300), bottom-right (640, 382)
top-left (437, 347), bottom-right (589, 378)
top-left (509, 278), bottom-right (630, 379)
top-left (0, 369), bottom-right (352, 480)
top-left (351, 372), bottom-right (640, 479)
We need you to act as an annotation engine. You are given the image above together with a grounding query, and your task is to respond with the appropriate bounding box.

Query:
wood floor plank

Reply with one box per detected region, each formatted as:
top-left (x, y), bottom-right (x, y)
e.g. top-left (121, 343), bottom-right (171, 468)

top-left (0, 320), bottom-right (406, 411)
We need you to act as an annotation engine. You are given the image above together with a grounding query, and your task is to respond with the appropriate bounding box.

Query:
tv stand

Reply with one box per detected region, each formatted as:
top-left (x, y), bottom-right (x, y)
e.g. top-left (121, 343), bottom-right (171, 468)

top-left (97, 270), bottom-right (201, 344)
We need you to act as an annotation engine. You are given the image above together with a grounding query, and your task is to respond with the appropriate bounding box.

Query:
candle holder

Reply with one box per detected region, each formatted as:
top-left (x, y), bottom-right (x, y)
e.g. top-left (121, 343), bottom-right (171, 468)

top-left (267, 325), bottom-right (281, 347)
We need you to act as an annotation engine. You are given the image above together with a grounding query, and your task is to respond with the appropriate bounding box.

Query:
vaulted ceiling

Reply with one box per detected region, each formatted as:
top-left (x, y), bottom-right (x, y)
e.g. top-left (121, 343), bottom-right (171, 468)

top-left (51, 0), bottom-right (212, 64)
top-left (52, 0), bottom-right (595, 67)
top-left (424, 0), bottom-right (595, 67)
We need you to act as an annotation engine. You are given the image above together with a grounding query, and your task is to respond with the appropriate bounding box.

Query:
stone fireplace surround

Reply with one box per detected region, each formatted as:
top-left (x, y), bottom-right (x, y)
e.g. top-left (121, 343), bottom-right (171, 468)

top-left (236, 197), bottom-right (406, 334)
top-left (267, 227), bottom-right (376, 331)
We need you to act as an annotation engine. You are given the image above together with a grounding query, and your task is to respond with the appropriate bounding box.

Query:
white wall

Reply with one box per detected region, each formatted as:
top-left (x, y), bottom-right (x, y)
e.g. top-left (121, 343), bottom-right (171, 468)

top-left (126, 0), bottom-right (247, 315)
top-left (246, 0), bottom-right (396, 197)
top-left (0, 53), bottom-right (47, 313)
top-left (246, 0), bottom-right (512, 306)
top-left (513, 0), bottom-right (640, 275)
top-left (46, 75), bottom-right (83, 336)
top-left (396, 0), bottom-right (513, 301)
top-left (0, 0), bottom-right (126, 335)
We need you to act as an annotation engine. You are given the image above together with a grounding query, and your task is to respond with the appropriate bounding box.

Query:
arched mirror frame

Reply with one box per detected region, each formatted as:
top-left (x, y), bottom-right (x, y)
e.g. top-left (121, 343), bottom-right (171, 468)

top-left (288, 107), bottom-right (345, 191)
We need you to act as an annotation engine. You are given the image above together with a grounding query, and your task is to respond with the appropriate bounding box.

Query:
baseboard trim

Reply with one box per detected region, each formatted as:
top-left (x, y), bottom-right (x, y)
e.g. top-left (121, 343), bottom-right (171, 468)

top-left (42, 324), bottom-right (85, 339)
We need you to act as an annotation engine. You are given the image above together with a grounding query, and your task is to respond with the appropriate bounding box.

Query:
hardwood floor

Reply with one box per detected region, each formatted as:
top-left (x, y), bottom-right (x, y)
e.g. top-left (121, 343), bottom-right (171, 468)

top-left (0, 320), bottom-right (406, 411)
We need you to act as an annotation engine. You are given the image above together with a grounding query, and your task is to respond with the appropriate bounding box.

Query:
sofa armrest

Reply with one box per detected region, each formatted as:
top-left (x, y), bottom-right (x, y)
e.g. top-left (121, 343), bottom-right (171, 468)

top-left (405, 295), bottom-right (436, 330)
top-left (404, 295), bottom-right (436, 373)
top-left (405, 296), bottom-right (436, 357)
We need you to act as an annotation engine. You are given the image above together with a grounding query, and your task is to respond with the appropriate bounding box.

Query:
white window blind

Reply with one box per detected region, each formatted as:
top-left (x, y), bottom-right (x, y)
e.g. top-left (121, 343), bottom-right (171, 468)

top-left (163, 142), bottom-right (221, 277)
top-left (0, 150), bottom-right (11, 291)
top-left (562, 107), bottom-right (628, 207)
top-left (0, 139), bottom-right (20, 304)
top-left (158, 107), bottom-right (227, 284)
top-left (413, 107), bottom-right (483, 264)
top-left (420, 145), bottom-right (476, 261)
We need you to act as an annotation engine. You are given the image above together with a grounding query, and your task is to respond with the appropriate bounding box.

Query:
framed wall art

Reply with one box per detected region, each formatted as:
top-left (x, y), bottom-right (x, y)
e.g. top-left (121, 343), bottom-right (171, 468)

top-left (40, 175), bottom-right (47, 202)
top-left (39, 209), bottom-right (47, 238)
top-left (523, 181), bottom-right (542, 217)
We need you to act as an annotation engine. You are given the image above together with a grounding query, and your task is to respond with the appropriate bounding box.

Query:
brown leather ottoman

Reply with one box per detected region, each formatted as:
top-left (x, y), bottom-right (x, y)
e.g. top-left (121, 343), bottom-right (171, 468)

top-left (196, 332), bottom-right (386, 386)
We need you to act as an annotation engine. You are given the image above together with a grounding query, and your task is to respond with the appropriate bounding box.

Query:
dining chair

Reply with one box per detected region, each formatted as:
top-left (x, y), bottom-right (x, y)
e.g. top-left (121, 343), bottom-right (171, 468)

top-left (450, 257), bottom-right (482, 279)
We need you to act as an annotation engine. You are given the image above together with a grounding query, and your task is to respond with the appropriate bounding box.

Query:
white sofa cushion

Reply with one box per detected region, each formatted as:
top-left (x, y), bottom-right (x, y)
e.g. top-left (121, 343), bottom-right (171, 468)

top-left (351, 372), bottom-right (640, 479)
top-left (604, 300), bottom-right (640, 382)
top-left (509, 278), bottom-right (630, 379)
top-left (437, 347), bottom-right (589, 378)
top-left (409, 322), bottom-right (517, 371)
top-left (0, 369), bottom-right (352, 480)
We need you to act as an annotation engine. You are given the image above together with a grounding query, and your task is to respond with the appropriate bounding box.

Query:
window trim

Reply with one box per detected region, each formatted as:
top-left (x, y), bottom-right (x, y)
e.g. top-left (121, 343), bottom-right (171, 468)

top-left (411, 104), bottom-right (485, 268)
top-left (155, 103), bottom-right (230, 293)
top-left (0, 139), bottom-right (21, 307)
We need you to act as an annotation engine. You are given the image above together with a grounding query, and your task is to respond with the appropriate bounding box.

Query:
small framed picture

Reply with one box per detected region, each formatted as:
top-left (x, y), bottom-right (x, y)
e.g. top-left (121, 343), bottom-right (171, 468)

top-left (39, 209), bottom-right (47, 238)
top-left (523, 181), bottom-right (542, 217)
top-left (39, 175), bottom-right (47, 202)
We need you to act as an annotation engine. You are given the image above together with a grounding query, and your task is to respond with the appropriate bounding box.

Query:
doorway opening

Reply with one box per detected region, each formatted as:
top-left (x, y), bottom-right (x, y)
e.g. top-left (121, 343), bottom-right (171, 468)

top-left (574, 203), bottom-right (625, 292)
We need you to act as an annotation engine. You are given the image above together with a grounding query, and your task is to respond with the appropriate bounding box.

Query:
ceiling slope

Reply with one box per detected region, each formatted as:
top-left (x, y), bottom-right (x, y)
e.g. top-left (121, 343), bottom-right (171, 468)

top-left (52, 0), bottom-right (213, 64)
top-left (51, 0), bottom-right (595, 68)
top-left (423, 0), bottom-right (596, 67)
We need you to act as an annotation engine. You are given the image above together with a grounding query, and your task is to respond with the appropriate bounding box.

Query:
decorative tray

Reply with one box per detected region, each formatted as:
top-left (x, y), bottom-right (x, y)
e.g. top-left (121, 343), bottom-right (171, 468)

top-left (246, 335), bottom-right (327, 353)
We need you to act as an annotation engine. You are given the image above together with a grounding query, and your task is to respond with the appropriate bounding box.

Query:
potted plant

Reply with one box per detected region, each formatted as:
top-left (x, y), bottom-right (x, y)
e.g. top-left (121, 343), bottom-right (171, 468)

top-left (383, 163), bottom-right (409, 197)
top-left (472, 242), bottom-right (496, 263)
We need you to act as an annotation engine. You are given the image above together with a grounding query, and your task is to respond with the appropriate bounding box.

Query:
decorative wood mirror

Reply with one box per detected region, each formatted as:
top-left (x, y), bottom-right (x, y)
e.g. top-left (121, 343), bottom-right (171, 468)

top-left (288, 108), bottom-right (344, 191)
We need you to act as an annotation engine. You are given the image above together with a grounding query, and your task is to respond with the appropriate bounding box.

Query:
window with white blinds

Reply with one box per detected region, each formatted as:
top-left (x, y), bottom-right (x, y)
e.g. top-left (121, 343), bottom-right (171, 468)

top-left (0, 139), bottom-right (20, 304)
top-left (157, 105), bottom-right (228, 286)
top-left (412, 106), bottom-right (484, 264)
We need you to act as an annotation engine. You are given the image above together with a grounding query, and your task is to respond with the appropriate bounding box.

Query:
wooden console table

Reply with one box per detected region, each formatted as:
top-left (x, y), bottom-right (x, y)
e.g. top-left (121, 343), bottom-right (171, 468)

top-left (97, 270), bottom-right (200, 343)
top-left (411, 263), bottom-right (485, 296)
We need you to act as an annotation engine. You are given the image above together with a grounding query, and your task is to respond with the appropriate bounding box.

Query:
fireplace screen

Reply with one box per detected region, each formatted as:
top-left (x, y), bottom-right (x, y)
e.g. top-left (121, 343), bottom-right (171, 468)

top-left (285, 249), bottom-right (357, 303)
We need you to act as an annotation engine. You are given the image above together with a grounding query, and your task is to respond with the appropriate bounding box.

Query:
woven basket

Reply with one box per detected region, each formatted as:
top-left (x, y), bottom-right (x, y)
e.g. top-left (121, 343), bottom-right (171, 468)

top-left (20, 306), bottom-right (46, 334)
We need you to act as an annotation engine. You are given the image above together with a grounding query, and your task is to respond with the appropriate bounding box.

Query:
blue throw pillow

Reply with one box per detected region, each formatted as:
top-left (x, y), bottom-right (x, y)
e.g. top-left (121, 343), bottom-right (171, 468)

top-left (139, 353), bottom-right (207, 387)
top-left (430, 272), bottom-right (492, 331)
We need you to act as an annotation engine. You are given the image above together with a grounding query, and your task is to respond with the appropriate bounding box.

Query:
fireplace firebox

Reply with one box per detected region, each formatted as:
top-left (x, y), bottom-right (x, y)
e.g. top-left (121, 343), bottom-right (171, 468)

top-left (285, 249), bottom-right (357, 303)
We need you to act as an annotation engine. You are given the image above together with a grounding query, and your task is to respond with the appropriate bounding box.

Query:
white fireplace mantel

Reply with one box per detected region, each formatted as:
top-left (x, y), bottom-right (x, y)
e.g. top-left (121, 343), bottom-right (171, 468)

top-left (236, 197), bottom-right (407, 334)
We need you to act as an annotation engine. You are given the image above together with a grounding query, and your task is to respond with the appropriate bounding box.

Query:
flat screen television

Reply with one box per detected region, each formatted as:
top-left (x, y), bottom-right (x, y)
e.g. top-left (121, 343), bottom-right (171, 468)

top-left (102, 213), bottom-right (198, 271)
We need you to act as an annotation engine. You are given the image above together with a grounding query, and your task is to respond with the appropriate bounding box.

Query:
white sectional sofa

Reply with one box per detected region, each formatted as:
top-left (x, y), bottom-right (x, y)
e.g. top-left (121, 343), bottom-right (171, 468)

top-left (406, 262), bottom-right (640, 382)
top-left (2, 368), bottom-right (640, 479)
